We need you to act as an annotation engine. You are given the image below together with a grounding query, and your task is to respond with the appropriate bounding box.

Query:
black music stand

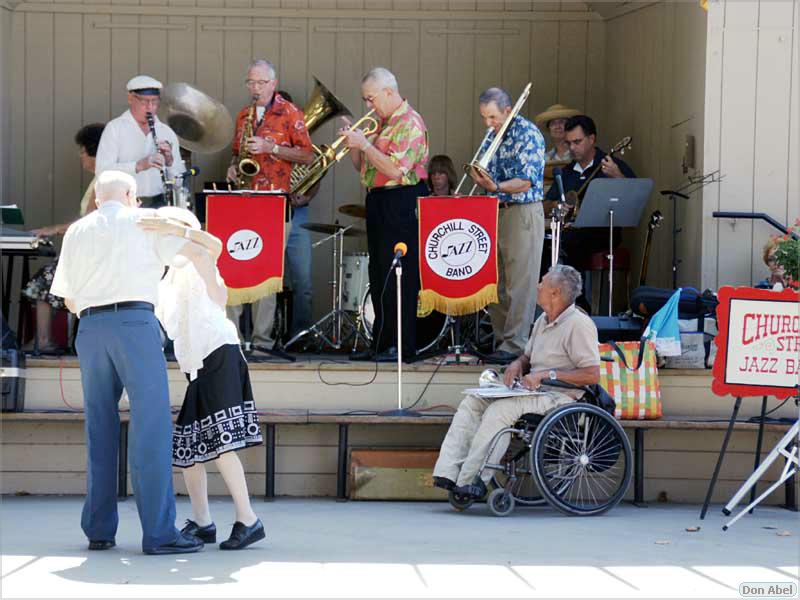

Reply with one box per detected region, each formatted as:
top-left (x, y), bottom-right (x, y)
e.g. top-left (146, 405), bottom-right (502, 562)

top-left (573, 179), bottom-right (653, 316)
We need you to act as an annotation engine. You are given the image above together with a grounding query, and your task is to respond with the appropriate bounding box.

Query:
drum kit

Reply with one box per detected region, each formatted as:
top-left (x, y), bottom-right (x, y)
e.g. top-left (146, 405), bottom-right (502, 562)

top-left (284, 203), bottom-right (493, 357)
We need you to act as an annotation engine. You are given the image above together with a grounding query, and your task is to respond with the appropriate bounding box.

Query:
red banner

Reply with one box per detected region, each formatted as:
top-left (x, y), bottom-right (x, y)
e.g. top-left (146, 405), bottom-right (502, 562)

top-left (711, 286), bottom-right (799, 400)
top-left (206, 192), bottom-right (287, 306)
top-left (418, 195), bottom-right (498, 316)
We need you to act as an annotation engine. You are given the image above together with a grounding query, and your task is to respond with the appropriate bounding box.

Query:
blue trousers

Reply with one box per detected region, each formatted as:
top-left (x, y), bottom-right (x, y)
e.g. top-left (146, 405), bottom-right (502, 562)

top-left (76, 308), bottom-right (179, 552)
top-left (285, 205), bottom-right (313, 335)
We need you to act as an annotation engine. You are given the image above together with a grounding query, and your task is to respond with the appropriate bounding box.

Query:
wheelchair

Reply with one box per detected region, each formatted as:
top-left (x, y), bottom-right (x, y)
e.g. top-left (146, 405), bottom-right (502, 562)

top-left (448, 382), bottom-right (632, 517)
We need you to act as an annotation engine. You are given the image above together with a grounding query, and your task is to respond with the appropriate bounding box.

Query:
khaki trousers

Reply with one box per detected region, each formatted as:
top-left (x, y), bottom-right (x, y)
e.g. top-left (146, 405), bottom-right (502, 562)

top-left (433, 392), bottom-right (573, 486)
top-left (487, 202), bottom-right (545, 354)
top-left (227, 220), bottom-right (291, 346)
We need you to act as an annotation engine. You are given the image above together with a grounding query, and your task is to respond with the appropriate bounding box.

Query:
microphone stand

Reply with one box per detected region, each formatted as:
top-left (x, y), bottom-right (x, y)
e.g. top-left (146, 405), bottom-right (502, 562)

top-left (381, 254), bottom-right (420, 417)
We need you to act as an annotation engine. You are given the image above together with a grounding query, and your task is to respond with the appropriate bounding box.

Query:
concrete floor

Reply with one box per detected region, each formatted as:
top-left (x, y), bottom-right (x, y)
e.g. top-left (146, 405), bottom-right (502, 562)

top-left (0, 496), bottom-right (798, 599)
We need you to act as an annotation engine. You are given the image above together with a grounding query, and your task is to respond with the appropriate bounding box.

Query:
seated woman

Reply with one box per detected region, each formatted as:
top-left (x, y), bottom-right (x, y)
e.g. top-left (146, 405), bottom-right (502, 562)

top-left (427, 154), bottom-right (457, 196)
top-left (432, 265), bottom-right (600, 499)
top-left (22, 123), bottom-right (105, 353)
top-left (140, 206), bottom-right (265, 551)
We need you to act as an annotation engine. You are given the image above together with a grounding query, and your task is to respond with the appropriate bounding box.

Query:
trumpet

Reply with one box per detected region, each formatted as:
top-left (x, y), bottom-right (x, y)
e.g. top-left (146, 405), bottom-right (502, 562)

top-left (237, 96), bottom-right (261, 188)
top-left (455, 82), bottom-right (532, 195)
top-left (290, 110), bottom-right (379, 195)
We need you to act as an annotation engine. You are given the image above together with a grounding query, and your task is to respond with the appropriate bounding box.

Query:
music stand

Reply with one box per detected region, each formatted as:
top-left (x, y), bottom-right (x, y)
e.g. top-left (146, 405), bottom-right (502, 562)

top-left (573, 178), bottom-right (653, 316)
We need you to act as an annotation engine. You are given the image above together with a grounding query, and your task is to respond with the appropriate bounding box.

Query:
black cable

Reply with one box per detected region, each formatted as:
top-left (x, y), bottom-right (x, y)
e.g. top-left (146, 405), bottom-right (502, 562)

top-left (405, 355), bottom-right (446, 411)
top-left (316, 262), bottom-right (393, 387)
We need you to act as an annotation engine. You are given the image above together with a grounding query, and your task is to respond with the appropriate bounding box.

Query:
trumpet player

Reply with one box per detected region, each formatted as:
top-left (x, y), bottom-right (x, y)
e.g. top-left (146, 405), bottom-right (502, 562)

top-left (225, 60), bottom-right (313, 191)
top-left (225, 60), bottom-right (314, 353)
top-left (466, 87), bottom-right (546, 364)
top-left (95, 75), bottom-right (184, 208)
top-left (339, 67), bottom-right (429, 362)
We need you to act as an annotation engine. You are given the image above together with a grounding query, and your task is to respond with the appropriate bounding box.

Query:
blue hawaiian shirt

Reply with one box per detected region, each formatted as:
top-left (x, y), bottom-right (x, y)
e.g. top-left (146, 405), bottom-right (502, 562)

top-left (477, 115), bottom-right (545, 203)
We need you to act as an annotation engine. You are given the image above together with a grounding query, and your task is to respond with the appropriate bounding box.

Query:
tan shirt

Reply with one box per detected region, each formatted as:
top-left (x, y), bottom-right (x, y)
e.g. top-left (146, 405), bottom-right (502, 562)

top-left (524, 304), bottom-right (600, 398)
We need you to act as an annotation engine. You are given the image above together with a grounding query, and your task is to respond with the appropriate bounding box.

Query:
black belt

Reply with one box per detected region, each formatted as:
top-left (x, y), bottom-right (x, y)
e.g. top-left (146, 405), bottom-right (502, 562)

top-left (79, 301), bottom-right (154, 318)
top-left (498, 201), bottom-right (540, 209)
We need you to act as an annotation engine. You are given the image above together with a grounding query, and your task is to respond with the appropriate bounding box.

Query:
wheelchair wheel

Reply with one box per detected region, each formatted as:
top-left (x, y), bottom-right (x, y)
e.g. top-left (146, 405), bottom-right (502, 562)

top-left (487, 488), bottom-right (515, 517)
top-left (491, 434), bottom-right (546, 506)
top-left (531, 403), bottom-right (632, 516)
top-left (448, 490), bottom-right (475, 512)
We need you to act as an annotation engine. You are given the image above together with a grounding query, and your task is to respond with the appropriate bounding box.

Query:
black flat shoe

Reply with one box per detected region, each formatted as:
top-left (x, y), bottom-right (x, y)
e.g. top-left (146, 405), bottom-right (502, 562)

top-left (180, 519), bottom-right (217, 543)
top-left (375, 347), bottom-right (398, 362)
top-left (219, 519), bottom-right (265, 550)
top-left (88, 539), bottom-right (116, 551)
top-left (484, 350), bottom-right (517, 365)
top-left (144, 532), bottom-right (204, 555)
top-left (454, 479), bottom-right (488, 500)
top-left (432, 476), bottom-right (456, 491)
top-left (349, 349), bottom-right (374, 361)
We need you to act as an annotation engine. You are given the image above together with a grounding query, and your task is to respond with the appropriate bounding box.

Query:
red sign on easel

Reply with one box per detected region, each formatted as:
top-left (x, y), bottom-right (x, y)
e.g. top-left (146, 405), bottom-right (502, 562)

top-left (711, 286), bottom-right (799, 399)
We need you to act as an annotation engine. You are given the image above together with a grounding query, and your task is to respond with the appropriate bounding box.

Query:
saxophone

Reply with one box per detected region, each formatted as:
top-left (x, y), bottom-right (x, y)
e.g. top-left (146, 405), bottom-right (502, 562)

top-left (237, 96), bottom-right (261, 188)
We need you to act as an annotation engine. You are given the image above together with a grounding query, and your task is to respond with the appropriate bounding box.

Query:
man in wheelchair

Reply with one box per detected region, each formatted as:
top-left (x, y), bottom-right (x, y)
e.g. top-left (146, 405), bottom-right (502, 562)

top-left (433, 265), bottom-right (601, 500)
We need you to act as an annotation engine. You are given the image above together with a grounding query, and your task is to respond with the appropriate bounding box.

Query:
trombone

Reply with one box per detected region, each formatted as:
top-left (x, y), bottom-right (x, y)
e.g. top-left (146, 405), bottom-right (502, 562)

top-left (454, 82), bottom-right (532, 195)
top-left (290, 110), bottom-right (379, 195)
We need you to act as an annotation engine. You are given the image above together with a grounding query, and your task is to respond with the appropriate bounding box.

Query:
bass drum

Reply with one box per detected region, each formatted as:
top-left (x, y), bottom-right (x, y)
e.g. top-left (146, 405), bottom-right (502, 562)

top-left (359, 285), bottom-right (449, 354)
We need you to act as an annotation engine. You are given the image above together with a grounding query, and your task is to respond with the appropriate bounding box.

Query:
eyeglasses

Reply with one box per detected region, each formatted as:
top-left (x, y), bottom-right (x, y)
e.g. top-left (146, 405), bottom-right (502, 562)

top-left (246, 79), bottom-right (274, 87)
top-left (362, 90), bottom-right (383, 103)
top-left (132, 94), bottom-right (160, 106)
top-left (565, 138), bottom-right (586, 147)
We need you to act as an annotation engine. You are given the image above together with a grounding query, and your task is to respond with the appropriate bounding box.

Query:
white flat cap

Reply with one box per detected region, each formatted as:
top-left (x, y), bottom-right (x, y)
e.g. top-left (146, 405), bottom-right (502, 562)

top-left (126, 75), bottom-right (163, 94)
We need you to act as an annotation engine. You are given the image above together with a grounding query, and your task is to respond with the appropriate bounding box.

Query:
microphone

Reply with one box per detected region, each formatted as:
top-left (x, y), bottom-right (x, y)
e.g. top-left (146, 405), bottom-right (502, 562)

top-left (184, 167), bottom-right (200, 177)
top-left (553, 167), bottom-right (570, 206)
top-left (391, 242), bottom-right (408, 268)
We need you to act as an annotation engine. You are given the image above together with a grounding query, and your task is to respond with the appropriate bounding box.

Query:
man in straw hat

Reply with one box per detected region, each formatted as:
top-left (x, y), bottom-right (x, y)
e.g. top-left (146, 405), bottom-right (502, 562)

top-left (535, 103), bottom-right (581, 163)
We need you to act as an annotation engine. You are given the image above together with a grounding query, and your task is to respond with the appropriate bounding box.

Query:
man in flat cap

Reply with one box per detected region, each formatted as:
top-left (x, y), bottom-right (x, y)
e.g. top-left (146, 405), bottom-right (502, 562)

top-left (95, 75), bottom-right (185, 208)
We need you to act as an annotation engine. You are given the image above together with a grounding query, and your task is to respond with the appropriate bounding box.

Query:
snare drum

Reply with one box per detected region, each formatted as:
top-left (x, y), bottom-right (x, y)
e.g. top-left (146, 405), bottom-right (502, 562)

top-left (341, 252), bottom-right (370, 312)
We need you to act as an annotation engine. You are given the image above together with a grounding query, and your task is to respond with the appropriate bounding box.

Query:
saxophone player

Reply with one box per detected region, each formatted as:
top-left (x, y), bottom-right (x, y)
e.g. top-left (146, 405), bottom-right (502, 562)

top-left (95, 75), bottom-right (185, 208)
top-left (225, 59), bottom-right (314, 353)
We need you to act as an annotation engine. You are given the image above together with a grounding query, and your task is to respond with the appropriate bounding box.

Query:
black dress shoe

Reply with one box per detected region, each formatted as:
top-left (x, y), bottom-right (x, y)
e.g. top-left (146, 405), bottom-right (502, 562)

top-left (144, 532), bottom-right (204, 555)
top-left (349, 349), bottom-right (374, 361)
top-left (88, 540), bottom-right (116, 551)
top-left (180, 519), bottom-right (217, 543)
top-left (375, 347), bottom-right (398, 362)
top-left (432, 476), bottom-right (455, 491)
top-left (220, 519), bottom-right (266, 550)
top-left (454, 479), bottom-right (488, 500)
top-left (484, 350), bottom-right (517, 365)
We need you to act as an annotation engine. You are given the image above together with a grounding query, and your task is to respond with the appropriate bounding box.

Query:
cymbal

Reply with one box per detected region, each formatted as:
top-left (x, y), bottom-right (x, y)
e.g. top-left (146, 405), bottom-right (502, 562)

top-left (338, 204), bottom-right (367, 219)
top-left (158, 82), bottom-right (234, 153)
top-left (301, 222), bottom-right (365, 236)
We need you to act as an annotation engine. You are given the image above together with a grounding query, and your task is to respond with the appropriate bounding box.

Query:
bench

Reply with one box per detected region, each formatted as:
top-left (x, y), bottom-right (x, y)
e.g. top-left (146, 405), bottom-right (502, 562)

top-left (2, 411), bottom-right (796, 509)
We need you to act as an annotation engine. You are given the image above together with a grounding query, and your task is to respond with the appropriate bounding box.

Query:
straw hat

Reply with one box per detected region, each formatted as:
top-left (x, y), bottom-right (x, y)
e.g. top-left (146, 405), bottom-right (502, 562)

top-left (534, 104), bottom-right (581, 128)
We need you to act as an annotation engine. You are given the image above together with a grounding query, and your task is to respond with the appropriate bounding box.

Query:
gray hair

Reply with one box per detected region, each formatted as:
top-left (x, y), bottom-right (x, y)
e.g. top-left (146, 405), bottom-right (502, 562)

top-left (478, 87), bottom-right (512, 111)
top-left (362, 67), bottom-right (398, 92)
top-left (95, 170), bottom-right (137, 204)
top-left (248, 59), bottom-right (277, 80)
top-left (548, 264), bottom-right (583, 305)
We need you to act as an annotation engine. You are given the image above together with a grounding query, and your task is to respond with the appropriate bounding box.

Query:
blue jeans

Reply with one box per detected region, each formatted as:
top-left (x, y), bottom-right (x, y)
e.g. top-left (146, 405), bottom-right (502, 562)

top-left (285, 205), bottom-right (313, 335)
top-left (75, 308), bottom-right (179, 552)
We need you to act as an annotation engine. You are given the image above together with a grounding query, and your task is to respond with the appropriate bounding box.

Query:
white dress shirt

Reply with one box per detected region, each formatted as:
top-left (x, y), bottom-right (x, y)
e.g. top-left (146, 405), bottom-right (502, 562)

top-left (50, 201), bottom-right (187, 314)
top-left (95, 110), bottom-right (185, 198)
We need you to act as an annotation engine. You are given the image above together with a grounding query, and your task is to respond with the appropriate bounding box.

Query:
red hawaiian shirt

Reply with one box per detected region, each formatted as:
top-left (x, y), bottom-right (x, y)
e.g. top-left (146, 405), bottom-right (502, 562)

top-left (232, 95), bottom-right (312, 191)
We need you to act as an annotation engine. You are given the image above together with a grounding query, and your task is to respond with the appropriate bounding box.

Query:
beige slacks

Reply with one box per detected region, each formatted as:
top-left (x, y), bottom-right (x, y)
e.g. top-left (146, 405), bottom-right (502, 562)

top-left (227, 220), bottom-right (292, 346)
top-left (487, 202), bottom-right (545, 354)
top-left (433, 392), bottom-right (573, 487)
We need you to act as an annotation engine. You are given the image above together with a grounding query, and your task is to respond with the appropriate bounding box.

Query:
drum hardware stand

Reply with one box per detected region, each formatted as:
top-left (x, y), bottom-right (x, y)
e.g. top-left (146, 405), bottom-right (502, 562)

top-left (380, 255), bottom-right (420, 417)
top-left (661, 170), bottom-right (723, 289)
top-left (284, 224), bottom-right (369, 352)
top-left (241, 303), bottom-right (295, 362)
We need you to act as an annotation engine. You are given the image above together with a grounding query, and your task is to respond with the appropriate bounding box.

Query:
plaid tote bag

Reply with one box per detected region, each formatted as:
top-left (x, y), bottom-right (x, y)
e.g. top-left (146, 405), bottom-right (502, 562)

top-left (598, 340), bottom-right (662, 420)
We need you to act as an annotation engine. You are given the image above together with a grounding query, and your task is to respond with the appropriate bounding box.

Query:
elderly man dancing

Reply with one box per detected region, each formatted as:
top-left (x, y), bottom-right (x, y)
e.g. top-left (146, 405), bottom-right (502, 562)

top-left (432, 266), bottom-right (601, 499)
top-left (51, 171), bottom-right (220, 555)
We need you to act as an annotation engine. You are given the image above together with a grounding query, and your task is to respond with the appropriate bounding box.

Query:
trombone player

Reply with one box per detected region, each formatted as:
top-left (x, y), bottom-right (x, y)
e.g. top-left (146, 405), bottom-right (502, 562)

top-left (466, 87), bottom-right (546, 364)
top-left (339, 67), bottom-right (430, 362)
top-left (225, 59), bottom-right (314, 352)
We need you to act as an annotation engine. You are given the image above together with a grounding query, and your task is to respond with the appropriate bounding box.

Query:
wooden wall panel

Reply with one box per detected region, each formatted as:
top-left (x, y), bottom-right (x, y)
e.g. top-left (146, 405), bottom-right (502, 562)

top-left (1, 7), bottom-right (13, 205)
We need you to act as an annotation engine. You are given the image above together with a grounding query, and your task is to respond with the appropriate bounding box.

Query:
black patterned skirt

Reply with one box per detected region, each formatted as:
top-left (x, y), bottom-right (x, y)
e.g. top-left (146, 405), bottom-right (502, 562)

top-left (172, 343), bottom-right (262, 468)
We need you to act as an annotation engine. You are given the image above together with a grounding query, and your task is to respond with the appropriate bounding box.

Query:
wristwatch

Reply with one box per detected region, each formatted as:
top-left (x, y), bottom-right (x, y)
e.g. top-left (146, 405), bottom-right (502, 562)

top-left (548, 370), bottom-right (557, 382)
top-left (271, 144), bottom-right (280, 156)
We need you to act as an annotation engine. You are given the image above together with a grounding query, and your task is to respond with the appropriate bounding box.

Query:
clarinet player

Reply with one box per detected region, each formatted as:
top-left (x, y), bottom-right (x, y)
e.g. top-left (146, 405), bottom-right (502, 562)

top-left (95, 75), bottom-right (185, 209)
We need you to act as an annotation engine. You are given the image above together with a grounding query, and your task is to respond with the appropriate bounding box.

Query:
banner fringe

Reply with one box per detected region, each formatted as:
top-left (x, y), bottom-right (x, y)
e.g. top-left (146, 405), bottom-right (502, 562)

top-left (226, 277), bottom-right (283, 306)
top-left (418, 283), bottom-right (497, 316)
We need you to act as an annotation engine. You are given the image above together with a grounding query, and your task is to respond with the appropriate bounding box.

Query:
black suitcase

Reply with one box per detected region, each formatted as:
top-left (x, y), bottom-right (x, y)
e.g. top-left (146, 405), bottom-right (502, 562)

top-left (630, 286), bottom-right (718, 320)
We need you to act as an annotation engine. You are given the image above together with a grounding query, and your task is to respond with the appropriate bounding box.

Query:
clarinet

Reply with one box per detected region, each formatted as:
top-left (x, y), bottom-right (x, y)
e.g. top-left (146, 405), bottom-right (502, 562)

top-left (145, 111), bottom-right (173, 202)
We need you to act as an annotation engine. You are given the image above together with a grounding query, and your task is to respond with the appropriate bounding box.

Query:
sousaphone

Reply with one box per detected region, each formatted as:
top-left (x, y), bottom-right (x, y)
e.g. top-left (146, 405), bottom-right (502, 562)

top-left (158, 82), bottom-right (234, 153)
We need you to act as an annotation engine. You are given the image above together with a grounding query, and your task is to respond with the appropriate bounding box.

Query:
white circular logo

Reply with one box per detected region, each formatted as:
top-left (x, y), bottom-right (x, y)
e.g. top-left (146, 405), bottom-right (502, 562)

top-left (227, 229), bottom-right (263, 261)
top-left (425, 219), bottom-right (491, 280)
